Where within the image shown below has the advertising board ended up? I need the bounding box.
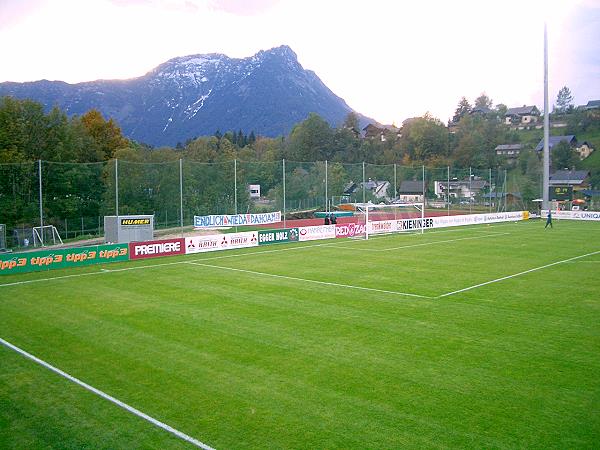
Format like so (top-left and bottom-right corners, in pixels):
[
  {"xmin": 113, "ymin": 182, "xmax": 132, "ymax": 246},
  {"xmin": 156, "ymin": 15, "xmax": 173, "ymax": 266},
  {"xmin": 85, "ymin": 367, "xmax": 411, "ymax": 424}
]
[
  {"xmin": 0, "ymin": 244, "xmax": 129, "ymax": 275},
  {"xmin": 335, "ymin": 223, "xmax": 366, "ymax": 238},
  {"xmin": 257, "ymin": 228, "xmax": 299, "ymax": 245},
  {"xmin": 129, "ymin": 238, "xmax": 185, "ymax": 260},
  {"xmin": 194, "ymin": 211, "xmax": 281, "ymax": 228},
  {"xmin": 185, "ymin": 231, "xmax": 258, "ymax": 254},
  {"xmin": 541, "ymin": 210, "xmax": 600, "ymax": 221},
  {"xmin": 298, "ymin": 225, "xmax": 336, "ymax": 242}
]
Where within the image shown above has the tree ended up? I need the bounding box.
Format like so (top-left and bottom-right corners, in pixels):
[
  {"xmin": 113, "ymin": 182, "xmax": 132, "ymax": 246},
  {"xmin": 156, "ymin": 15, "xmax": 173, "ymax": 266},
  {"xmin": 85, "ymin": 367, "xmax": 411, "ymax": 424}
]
[
  {"xmin": 551, "ymin": 141, "xmax": 577, "ymax": 170},
  {"xmin": 554, "ymin": 86, "xmax": 574, "ymax": 114},
  {"xmin": 285, "ymin": 113, "xmax": 334, "ymax": 161},
  {"xmin": 79, "ymin": 109, "xmax": 129, "ymax": 160},
  {"xmin": 452, "ymin": 97, "xmax": 472, "ymax": 123},
  {"xmin": 342, "ymin": 112, "xmax": 360, "ymax": 132},
  {"xmin": 474, "ymin": 93, "xmax": 493, "ymax": 109}
]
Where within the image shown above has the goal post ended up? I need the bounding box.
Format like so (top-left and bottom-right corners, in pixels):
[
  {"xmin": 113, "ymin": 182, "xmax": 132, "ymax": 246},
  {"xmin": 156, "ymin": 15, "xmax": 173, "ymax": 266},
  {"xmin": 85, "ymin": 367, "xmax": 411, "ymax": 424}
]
[
  {"xmin": 33, "ymin": 225, "xmax": 64, "ymax": 247},
  {"xmin": 355, "ymin": 202, "xmax": 426, "ymax": 239}
]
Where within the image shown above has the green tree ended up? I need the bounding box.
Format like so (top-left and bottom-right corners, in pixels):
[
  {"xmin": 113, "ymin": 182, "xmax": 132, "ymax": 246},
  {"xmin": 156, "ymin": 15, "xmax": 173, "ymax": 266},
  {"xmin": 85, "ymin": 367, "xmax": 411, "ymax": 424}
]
[
  {"xmin": 474, "ymin": 93, "xmax": 493, "ymax": 109},
  {"xmin": 551, "ymin": 141, "xmax": 577, "ymax": 170},
  {"xmin": 554, "ymin": 86, "xmax": 574, "ymax": 114},
  {"xmin": 285, "ymin": 113, "xmax": 334, "ymax": 161},
  {"xmin": 452, "ymin": 97, "xmax": 472, "ymax": 123}
]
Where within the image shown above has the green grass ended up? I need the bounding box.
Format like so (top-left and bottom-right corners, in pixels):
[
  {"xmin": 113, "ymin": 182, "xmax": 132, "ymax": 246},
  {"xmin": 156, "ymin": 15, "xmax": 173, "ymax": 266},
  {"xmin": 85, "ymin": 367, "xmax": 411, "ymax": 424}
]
[{"xmin": 1, "ymin": 220, "xmax": 600, "ymax": 449}]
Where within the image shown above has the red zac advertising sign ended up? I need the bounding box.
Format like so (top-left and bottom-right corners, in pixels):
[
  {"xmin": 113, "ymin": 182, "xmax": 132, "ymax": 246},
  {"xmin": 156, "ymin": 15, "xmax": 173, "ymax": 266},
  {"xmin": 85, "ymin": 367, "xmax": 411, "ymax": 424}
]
[
  {"xmin": 335, "ymin": 223, "xmax": 365, "ymax": 238},
  {"xmin": 129, "ymin": 238, "xmax": 185, "ymax": 259}
]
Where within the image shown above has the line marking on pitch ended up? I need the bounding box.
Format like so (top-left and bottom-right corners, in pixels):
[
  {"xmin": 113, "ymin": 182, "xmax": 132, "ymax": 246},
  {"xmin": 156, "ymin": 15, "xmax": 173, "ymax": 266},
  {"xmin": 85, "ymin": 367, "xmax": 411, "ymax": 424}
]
[
  {"xmin": 438, "ymin": 250, "xmax": 600, "ymax": 298},
  {"xmin": 0, "ymin": 337, "xmax": 215, "ymax": 450},
  {"xmin": 185, "ymin": 261, "xmax": 433, "ymax": 299},
  {"xmin": 333, "ymin": 232, "xmax": 509, "ymax": 252}
]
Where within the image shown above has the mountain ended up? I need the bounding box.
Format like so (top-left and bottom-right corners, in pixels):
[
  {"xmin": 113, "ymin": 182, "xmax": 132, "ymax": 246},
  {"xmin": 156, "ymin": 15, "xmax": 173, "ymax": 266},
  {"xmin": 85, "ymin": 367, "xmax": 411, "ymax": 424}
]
[{"xmin": 0, "ymin": 46, "xmax": 369, "ymax": 147}]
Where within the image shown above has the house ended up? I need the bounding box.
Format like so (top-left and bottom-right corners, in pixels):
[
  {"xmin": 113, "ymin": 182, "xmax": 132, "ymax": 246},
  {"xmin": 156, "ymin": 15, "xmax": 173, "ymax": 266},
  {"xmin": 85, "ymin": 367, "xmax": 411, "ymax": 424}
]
[
  {"xmin": 505, "ymin": 105, "xmax": 540, "ymax": 125},
  {"xmin": 344, "ymin": 179, "xmax": 390, "ymax": 200},
  {"xmin": 398, "ymin": 180, "xmax": 424, "ymax": 203},
  {"xmin": 247, "ymin": 184, "xmax": 260, "ymax": 199},
  {"xmin": 533, "ymin": 135, "xmax": 593, "ymax": 160},
  {"xmin": 362, "ymin": 123, "xmax": 400, "ymax": 141},
  {"xmin": 434, "ymin": 178, "xmax": 488, "ymax": 200},
  {"xmin": 581, "ymin": 100, "xmax": 600, "ymax": 110},
  {"xmin": 549, "ymin": 170, "xmax": 590, "ymax": 193},
  {"xmin": 470, "ymin": 106, "xmax": 493, "ymax": 116},
  {"xmin": 495, "ymin": 144, "xmax": 523, "ymax": 160}
]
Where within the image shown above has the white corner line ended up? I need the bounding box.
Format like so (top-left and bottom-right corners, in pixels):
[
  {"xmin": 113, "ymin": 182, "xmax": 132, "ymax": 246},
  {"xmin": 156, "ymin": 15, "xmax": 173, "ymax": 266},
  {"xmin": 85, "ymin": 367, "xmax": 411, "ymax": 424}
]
[
  {"xmin": 186, "ymin": 261, "xmax": 432, "ymax": 299},
  {"xmin": 0, "ymin": 337, "xmax": 216, "ymax": 450},
  {"xmin": 438, "ymin": 250, "xmax": 600, "ymax": 298}
]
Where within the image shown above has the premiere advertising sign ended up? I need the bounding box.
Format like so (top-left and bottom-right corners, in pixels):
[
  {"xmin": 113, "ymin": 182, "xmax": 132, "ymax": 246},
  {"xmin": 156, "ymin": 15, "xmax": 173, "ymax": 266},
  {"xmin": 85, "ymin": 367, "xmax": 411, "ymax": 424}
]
[
  {"xmin": 129, "ymin": 238, "xmax": 185, "ymax": 260},
  {"xmin": 0, "ymin": 244, "xmax": 129, "ymax": 275},
  {"xmin": 185, "ymin": 231, "xmax": 258, "ymax": 254},
  {"xmin": 194, "ymin": 211, "xmax": 281, "ymax": 228},
  {"xmin": 298, "ymin": 225, "xmax": 336, "ymax": 241},
  {"xmin": 258, "ymin": 228, "xmax": 299, "ymax": 245}
]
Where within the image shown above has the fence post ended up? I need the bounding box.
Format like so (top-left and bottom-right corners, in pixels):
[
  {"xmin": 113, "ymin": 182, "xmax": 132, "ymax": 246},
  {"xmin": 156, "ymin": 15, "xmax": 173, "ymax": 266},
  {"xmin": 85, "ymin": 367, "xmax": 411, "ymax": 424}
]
[
  {"xmin": 325, "ymin": 160, "xmax": 328, "ymax": 213},
  {"xmin": 394, "ymin": 163, "xmax": 397, "ymax": 199},
  {"xmin": 180, "ymin": 158, "xmax": 184, "ymax": 236},
  {"xmin": 38, "ymin": 159, "xmax": 44, "ymax": 246},
  {"xmin": 362, "ymin": 161, "xmax": 366, "ymax": 204},
  {"xmin": 469, "ymin": 166, "xmax": 472, "ymax": 214},
  {"xmin": 234, "ymin": 159, "xmax": 238, "ymax": 232},
  {"xmin": 282, "ymin": 159, "xmax": 286, "ymax": 228},
  {"xmin": 489, "ymin": 167, "xmax": 492, "ymax": 213},
  {"xmin": 447, "ymin": 165, "xmax": 450, "ymax": 216},
  {"xmin": 115, "ymin": 158, "xmax": 119, "ymax": 216}
]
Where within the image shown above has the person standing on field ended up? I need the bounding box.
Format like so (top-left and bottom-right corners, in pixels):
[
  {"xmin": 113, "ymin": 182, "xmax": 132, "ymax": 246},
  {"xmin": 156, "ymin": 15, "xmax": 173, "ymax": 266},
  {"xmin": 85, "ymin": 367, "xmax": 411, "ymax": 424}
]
[{"xmin": 545, "ymin": 210, "xmax": 553, "ymax": 229}]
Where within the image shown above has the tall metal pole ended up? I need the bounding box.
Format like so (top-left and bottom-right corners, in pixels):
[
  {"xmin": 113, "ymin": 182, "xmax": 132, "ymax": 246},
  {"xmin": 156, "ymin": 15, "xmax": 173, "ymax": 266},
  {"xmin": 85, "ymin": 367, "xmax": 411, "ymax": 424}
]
[
  {"xmin": 447, "ymin": 165, "xmax": 450, "ymax": 216},
  {"xmin": 394, "ymin": 163, "xmax": 397, "ymax": 199},
  {"xmin": 543, "ymin": 23, "xmax": 550, "ymax": 211},
  {"xmin": 179, "ymin": 158, "xmax": 184, "ymax": 236},
  {"xmin": 234, "ymin": 159, "xmax": 238, "ymax": 232},
  {"xmin": 282, "ymin": 159, "xmax": 286, "ymax": 228},
  {"xmin": 115, "ymin": 158, "xmax": 119, "ymax": 216},
  {"xmin": 421, "ymin": 165, "xmax": 425, "ymax": 234},
  {"xmin": 469, "ymin": 166, "xmax": 472, "ymax": 214},
  {"xmin": 325, "ymin": 160, "xmax": 328, "ymax": 213},
  {"xmin": 38, "ymin": 159, "xmax": 44, "ymax": 246},
  {"xmin": 489, "ymin": 167, "xmax": 492, "ymax": 213}
]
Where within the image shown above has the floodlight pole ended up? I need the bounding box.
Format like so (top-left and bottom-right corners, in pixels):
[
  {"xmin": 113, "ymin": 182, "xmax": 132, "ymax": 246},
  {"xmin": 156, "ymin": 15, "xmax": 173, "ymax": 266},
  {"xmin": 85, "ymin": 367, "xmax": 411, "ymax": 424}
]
[
  {"xmin": 38, "ymin": 159, "xmax": 44, "ymax": 246},
  {"xmin": 179, "ymin": 158, "xmax": 184, "ymax": 237},
  {"xmin": 542, "ymin": 23, "xmax": 550, "ymax": 211}
]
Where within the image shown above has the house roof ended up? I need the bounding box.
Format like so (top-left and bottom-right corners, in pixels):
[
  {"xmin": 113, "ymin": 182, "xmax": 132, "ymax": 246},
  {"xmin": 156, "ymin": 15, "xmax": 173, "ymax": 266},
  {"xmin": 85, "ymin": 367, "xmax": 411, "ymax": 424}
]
[
  {"xmin": 549, "ymin": 170, "xmax": 589, "ymax": 185},
  {"xmin": 471, "ymin": 106, "xmax": 493, "ymax": 115},
  {"xmin": 506, "ymin": 105, "xmax": 539, "ymax": 116},
  {"xmin": 399, "ymin": 180, "xmax": 423, "ymax": 194},
  {"xmin": 535, "ymin": 135, "xmax": 576, "ymax": 152},
  {"xmin": 584, "ymin": 100, "xmax": 600, "ymax": 109},
  {"xmin": 495, "ymin": 144, "xmax": 523, "ymax": 151}
]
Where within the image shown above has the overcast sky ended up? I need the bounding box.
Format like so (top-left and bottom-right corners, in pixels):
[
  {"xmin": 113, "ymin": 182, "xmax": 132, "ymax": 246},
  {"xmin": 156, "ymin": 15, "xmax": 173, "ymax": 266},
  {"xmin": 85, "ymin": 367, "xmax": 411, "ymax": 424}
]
[{"xmin": 1, "ymin": 0, "xmax": 599, "ymax": 125}]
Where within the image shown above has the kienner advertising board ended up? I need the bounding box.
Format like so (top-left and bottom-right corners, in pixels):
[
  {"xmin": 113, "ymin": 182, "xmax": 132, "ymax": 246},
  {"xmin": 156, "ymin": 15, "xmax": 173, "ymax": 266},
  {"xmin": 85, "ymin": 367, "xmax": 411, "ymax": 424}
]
[
  {"xmin": 129, "ymin": 238, "xmax": 185, "ymax": 260},
  {"xmin": 185, "ymin": 231, "xmax": 258, "ymax": 254},
  {"xmin": 368, "ymin": 217, "xmax": 435, "ymax": 235},
  {"xmin": 0, "ymin": 244, "xmax": 129, "ymax": 275},
  {"xmin": 194, "ymin": 211, "xmax": 281, "ymax": 228},
  {"xmin": 298, "ymin": 225, "xmax": 336, "ymax": 241},
  {"xmin": 258, "ymin": 228, "xmax": 299, "ymax": 245},
  {"xmin": 541, "ymin": 210, "xmax": 600, "ymax": 221}
]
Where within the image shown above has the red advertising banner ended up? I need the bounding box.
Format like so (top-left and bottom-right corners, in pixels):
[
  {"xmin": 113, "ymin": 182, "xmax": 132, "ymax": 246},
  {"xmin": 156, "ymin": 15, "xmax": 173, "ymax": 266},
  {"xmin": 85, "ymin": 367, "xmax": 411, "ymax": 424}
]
[
  {"xmin": 335, "ymin": 223, "xmax": 365, "ymax": 238},
  {"xmin": 129, "ymin": 238, "xmax": 185, "ymax": 260}
]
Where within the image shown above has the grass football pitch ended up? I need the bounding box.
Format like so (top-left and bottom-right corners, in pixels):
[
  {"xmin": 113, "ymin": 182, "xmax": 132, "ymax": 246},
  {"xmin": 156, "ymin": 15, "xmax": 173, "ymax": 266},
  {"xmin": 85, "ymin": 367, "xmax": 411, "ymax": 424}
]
[{"xmin": 1, "ymin": 220, "xmax": 599, "ymax": 449}]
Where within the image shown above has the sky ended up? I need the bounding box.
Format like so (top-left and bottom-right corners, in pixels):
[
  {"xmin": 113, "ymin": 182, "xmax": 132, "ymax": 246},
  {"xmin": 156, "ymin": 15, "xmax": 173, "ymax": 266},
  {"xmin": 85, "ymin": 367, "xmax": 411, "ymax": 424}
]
[{"xmin": 1, "ymin": 0, "xmax": 599, "ymax": 125}]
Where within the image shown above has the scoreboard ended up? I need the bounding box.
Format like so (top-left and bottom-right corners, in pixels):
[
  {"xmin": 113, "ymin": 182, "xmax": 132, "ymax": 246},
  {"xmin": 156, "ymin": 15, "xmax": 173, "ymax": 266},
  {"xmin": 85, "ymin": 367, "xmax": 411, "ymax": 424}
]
[{"xmin": 549, "ymin": 186, "xmax": 573, "ymax": 201}]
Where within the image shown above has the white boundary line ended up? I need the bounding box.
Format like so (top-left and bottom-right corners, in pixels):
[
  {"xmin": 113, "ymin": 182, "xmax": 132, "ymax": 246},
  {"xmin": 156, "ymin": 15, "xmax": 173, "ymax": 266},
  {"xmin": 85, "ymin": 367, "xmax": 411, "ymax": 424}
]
[
  {"xmin": 185, "ymin": 261, "xmax": 433, "ymax": 299},
  {"xmin": 0, "ymin": 337, "xmax": 215, "ymax": 450},
  {"xmin": 332, "ymin": 233, "xmax": 509, "ymax": 252},
  {"xmin": 438, "ymin": 250, "xmax": 600, "ymax": 298}
]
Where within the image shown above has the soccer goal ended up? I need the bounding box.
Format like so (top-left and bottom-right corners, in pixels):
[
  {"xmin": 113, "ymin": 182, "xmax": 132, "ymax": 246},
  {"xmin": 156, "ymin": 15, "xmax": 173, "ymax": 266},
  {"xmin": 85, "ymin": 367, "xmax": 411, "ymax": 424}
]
[
  {"xmin": 355, "ymin": 202, "xmax": 426, "ymax": 239},
  {"xmin": 33, "ymin": 225, "xmax": 64, "ymax": 247}
]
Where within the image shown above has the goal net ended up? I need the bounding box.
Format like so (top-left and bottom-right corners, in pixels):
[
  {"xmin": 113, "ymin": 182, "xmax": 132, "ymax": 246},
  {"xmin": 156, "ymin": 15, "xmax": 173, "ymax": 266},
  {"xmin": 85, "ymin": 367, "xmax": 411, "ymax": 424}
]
[
  {"xmin": 354, "ymin": 202, "xmax": 426, "ymax": 239},
  {"xmin": 33, "ymin": 225, "xmax": 64, "ymax": 247}
]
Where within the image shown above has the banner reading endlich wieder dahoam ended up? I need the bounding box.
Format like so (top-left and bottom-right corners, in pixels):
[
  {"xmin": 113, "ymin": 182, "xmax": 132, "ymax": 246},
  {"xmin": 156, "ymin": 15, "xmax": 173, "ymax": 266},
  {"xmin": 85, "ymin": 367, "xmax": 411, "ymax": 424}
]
[{"xmin": 194, "ymin": 211, "xmax": 281, "ymax": 228}]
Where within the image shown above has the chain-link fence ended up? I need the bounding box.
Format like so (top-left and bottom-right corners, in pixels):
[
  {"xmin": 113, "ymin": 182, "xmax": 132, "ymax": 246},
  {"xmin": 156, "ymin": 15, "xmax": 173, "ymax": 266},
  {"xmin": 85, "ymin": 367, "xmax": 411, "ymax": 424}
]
[{"xmin": 0, "ymin": 159, "xmax": 540, "ymax": 249}]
